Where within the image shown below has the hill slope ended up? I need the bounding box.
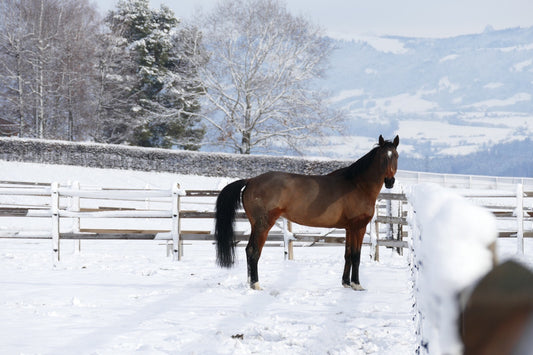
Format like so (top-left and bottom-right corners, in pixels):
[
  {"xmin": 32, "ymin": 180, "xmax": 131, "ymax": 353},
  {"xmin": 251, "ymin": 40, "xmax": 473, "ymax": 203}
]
[{"xmin": 314, "ymin": 27, "xmax": 533, "ymax": 176}]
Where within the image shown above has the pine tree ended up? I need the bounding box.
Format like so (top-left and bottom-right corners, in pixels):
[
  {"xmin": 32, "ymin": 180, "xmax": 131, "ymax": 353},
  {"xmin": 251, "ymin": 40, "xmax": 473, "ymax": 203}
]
[
  {"xmin": 105, "ymin": 0, "xmax": 204, "ymax": 149},
  {"xmin": 91, "ymin": 32, "xmax": 139, "ymax": 144}
]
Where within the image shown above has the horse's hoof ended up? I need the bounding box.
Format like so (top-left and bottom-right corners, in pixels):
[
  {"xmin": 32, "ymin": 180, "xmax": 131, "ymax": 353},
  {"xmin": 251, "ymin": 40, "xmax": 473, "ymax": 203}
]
[
  {"xmin": 250, "ymin": 282, "xmax": 262, "ymax": 290},
  {"xmin": 350, "ymin": 282, "xmax": 365, "ymax": 291},
  {"xmin": 342, "ymin": 282, "xmax": 351, "ymax": 288}
]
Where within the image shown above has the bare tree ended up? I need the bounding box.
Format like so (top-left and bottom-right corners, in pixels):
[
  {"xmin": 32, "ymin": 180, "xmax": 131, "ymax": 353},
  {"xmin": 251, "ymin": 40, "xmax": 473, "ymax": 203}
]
[
  {"xmin": 53, "ymin": 0, "xmax": 101, "ymax": 140},
  {"xmin": 0, "ymin": 0, "xmax": 36, "ymax": 136},
  {"xmin": 0, "ymin": 0, "xmax": 102, "ymax": 140},
  {"xmin": 194, "ymin": 0, "xmax": 343, "ymax": 154}
]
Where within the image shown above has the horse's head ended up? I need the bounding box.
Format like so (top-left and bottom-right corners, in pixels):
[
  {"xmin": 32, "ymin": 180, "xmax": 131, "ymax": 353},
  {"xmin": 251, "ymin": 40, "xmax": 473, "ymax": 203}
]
[{"xmin": 378, "ymin": 135, "xmax": 399, "ymax": 189}]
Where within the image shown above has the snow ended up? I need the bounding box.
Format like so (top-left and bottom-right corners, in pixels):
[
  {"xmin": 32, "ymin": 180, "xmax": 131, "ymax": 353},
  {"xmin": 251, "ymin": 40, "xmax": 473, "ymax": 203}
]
[
  {"xmin": 511, "ymin": 59, "xmax": 533, "ymax": 72},
  {"xmin": 398, "ymin": 119, "xmax": 514, "ymax": 157},
  {"xmin": 330, "ymin": 89, "xmax": 365, "ymax": 104},
  {"xmin": 483, "ymin": 82, "xmax": 504, "ymax": 89},
  {"xmin": 438, "ymin": 77, "xmax": 459, "ymax": 93},
  {"xmin": 0, "ymin": 161, "xmax": 416, "ymax": 354},
  {"xmin": 1, "ymin": 160, "xmax": 532, "ymax": 354},
  {"xmin": 465, "ymin": 92, "xmax": 532, "ymax": 109},
  {"xmin": 350, "ymin": 35, "xmax": 407, "ymax": 54},
  {"xmin": 0, "ymin": 240, "xmax": 416, "ymax": 354},
  {"xmin": 439, "ymin": 54, "xmax": 459, "ymax": 63},
  {"xmin": 366, "ymin": 92, "xmax": 438, "ymax": 114},
  {"xmin": 407, "ymin": 184, "xmax": 498, "ymax": 354},
  {"xmin": 323, "ymin": 27, "xmax": 533, "ymax": 161}
]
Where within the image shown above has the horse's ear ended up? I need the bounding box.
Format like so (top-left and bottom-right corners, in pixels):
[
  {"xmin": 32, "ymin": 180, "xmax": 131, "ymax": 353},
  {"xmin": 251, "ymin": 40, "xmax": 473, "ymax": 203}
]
[
  {"xmin": 379, "ymin": 135, "xmax": 385, "ymax": 146},
  {"xmin": 393, "ymin": 135, "xmax": 399, "ymax": 147}
]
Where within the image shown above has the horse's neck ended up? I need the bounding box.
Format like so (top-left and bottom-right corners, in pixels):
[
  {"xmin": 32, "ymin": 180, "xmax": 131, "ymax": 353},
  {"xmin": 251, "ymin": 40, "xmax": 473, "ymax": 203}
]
[{"xmin": 354, "ymin": 159, "xmax": 385, "ymax": 198}]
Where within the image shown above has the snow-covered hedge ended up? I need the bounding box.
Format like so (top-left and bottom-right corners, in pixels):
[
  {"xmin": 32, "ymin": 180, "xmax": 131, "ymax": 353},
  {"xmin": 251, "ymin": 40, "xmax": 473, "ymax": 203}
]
[
  {"xmin": 0, "ymin": 137, "xmax": 348, "ymax": 178},
  {"xmin": 407, "ymin": 183, "xmax": 498, "ymax": 355}
]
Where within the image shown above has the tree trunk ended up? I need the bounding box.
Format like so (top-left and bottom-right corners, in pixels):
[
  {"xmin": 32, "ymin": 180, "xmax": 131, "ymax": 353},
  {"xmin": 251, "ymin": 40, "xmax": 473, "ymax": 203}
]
[
  {"xmin": 241, "ymin": 94, "xmax": 252, "ymax": 154},
  {"xmin": 15, "ymin": 53, "xmax": 25, "ymax": 137}
]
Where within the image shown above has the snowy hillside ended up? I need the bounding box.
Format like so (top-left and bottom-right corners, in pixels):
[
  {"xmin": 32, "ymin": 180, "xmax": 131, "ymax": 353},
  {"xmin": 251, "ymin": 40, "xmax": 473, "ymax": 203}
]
[{"xmin": 315, "ymin": 27, "xmax": 533, "ymax": 176}]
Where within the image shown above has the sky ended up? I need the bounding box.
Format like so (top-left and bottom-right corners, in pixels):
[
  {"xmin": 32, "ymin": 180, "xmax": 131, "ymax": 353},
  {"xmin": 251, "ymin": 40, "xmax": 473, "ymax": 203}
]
[{"xmin": 95, "ymin": 0, "xmax": 533, "ymax": 38}]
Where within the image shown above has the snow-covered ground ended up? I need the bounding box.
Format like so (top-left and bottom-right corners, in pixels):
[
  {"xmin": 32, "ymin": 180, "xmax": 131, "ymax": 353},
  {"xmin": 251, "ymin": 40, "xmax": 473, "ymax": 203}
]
[
  {"xmin": 0, "ymin": 160, "xmax": 531, "ymax": 354},
  {"xmin": 0, "ymin": 240, "xmax": 417, "ymax": 355}
]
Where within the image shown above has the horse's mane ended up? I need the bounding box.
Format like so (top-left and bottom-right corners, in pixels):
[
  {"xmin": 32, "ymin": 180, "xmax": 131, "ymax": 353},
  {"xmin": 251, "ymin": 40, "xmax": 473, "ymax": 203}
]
[{"xmin": 329, "ymin": 140, "xmax": 396, "ymax": 180}]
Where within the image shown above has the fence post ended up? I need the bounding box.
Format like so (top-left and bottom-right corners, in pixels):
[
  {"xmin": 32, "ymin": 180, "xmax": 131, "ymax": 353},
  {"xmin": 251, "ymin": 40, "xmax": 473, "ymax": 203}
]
[
  {"xmin": 51, "ymin": 182, "xmax": 60, "ymax": 262},
  {"xmin": 282, "ymin": 218, "xmax": 294, "ymax": 260},
  {"xmin": 374, "ymin": 204, "xmax": 380, "ymax": 262},
  {"xmin": 171, "ymin": 183, "xmax": 181, "ymax": 261},
  {"xmin": 516, "ymin": 183, "xmax": 524, "ymax": 254},
  {"xmin": 70, "ymin": 181, "xmax": 81, "ymax": 253},
  {"xmin": 386, "ymin": 199, "xmax": 393, "ymax": 239}
]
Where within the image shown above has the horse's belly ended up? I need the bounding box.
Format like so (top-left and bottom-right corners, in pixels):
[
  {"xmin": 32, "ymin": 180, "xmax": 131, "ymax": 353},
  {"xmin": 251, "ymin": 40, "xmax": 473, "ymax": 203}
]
[{"xmin": 283, "ymin": 210, "xmax": 345, "ymax": 229}]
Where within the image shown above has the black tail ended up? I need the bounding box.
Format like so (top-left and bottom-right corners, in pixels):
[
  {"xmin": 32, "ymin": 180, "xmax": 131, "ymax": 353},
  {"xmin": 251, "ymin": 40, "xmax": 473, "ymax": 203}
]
[{"xmin": 215, "ymin": 179, "xmax": 247, "ymax": 268}]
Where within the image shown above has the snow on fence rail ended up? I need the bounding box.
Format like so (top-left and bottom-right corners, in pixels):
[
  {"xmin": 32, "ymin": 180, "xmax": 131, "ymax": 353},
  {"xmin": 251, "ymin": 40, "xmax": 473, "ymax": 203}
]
[
  {"xmin": 407, "ymin": 183, "xmax": 499, "ymax": 354},
  {"xmin": 396, "ymin": 170, "xmax": 533, "ymax": 191}
]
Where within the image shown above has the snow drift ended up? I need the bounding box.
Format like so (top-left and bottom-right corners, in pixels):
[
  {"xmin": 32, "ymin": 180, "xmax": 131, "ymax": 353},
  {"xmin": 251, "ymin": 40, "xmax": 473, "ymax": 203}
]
[{"xmin": 407, "ymin": 183, "xmax": 498, "ymax": 354}]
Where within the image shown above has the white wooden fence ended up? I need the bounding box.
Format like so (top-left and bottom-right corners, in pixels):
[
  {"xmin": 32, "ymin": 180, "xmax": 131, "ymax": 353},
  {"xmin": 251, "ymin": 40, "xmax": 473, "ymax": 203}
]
[
  {"xmin": 0, "ymin": 177, "xmax": 531, "ymax": 262},
  {"xmin": 0, "ymin": 180, "xmax": 406, "ymax": 262},
  {"xmin": 0, "ymin": 181, "xmax": 185, "ymax": 261}
]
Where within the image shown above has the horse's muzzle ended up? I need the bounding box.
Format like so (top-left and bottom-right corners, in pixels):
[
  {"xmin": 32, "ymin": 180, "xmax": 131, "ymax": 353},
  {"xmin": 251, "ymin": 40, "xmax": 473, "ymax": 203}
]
[{"xmin": 384, "ymin": 177, "xmax": 395, "ymax": 189}]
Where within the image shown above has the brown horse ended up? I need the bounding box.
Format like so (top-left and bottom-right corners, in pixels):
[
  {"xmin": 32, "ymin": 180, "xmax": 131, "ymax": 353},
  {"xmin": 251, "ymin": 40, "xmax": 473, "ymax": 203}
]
[{"xmin": 215, "ymin": 135, "xmax": 399, "ymax": 290}]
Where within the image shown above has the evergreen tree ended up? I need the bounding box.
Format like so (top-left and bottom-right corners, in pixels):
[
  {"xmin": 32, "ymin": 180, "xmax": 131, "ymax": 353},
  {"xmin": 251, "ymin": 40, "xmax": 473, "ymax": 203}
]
[
  {"xmin": 105, "ymin": 0, "xmax": 204, "ymax": 149},
  {"xmin": 92, "ymin": 31, "xmax": 139, "ymax": 144}
]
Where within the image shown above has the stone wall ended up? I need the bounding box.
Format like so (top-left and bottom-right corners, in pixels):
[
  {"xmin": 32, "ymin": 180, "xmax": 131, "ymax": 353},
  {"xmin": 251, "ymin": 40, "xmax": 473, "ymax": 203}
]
[{"xmin": 0, "ymin": 137, "xmax": 349, "ymax": 178}]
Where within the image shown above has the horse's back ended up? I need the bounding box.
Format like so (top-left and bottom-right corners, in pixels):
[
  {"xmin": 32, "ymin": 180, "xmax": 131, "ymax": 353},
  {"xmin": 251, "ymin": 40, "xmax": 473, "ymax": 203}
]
[
  {"xmin": 243, "ymin": 171, "xmax": 351, "ymax": 227},
  {"xmin": 244, "ymin": 171, "xmax": 303, "ymax": 203}
]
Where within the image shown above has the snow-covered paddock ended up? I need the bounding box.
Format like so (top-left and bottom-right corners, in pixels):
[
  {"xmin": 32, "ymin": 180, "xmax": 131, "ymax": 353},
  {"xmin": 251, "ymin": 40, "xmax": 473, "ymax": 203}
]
[
  {"xmin": 0, "ymin": 239, "xmax": 416, "ymax": 354},
  {"xmin": 1, "ymin": 237, "xmax": 530, "ymax": 354},
  {"xmin": 1, "ymin": 160, "xmax": 532, "ymax": 354},
  {"xmin": 0, "ymin": 160, "xmax": 417, "ymax": 354}
]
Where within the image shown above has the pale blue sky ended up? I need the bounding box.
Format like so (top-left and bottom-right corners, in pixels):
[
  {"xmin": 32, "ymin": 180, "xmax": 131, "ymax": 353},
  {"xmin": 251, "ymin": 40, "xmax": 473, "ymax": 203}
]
[{"xmin": 96, "ymin": 0, "xmax": 533, "ymax": 38}]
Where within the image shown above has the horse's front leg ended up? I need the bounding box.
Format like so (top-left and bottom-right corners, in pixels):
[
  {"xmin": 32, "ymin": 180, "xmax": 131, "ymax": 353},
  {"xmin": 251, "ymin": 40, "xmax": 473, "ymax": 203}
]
[
  {"xmin": 343, "ymin": 225, "xmax": 366, "ymax": 291},
  {"xmin": 349, "ymin": 248, "xmax": 364, "ymax": 291},
  {"xmin": 342, "ymin": 229, "xmax": 352, "ymax": 287},
  {"xmin": 350, "ymin": 225, "xmax": 367, "ymax": 291}
]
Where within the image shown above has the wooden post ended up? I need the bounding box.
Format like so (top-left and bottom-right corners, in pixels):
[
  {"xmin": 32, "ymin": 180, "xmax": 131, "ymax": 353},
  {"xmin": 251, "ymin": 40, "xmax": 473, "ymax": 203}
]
[
  {"xmin": 51, "ymin": 182, "xmax": 60, "ymax": 262},
  {"xmin": 397, "ymin": 201, "xmax": 404, "ymax": 256},
  {"xmin": 386, "ymin": 199, "xmax": 393, "ymax": 239},
  {"xmin": 282, "ymin": 218, "xmax": 294, "ymax": 260},
  {"xmin": 171, "ymin": 183, "xmax": 181, "ymax": 261},
  {"xmin": 374, "ymin": 204, "xmax": 380, "ymax": 262},
  {"xmin": 516, "ymin": 183, "xmax": 524, "ymax": 254},
  {"xmin": 71, "ymin": 181, "xmax": 81, "ymax": 253}
]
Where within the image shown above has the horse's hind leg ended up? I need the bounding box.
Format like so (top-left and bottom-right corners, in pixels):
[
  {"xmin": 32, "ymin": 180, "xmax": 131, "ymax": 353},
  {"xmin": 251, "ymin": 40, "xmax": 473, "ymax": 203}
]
[
  {"xmin": 246, "ymin": 211, "xmax": 278, "ymax": 290},
  {"xmin": 246, "ymin": 231, "xmax": 263, "ymax": 290}
]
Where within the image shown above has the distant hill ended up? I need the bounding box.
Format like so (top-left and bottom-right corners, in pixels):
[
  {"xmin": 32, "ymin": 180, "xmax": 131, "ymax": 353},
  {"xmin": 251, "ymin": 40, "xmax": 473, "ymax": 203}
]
[{"xmin": 312, "ymin": 27, "xmax": 533, "ymax": 176}]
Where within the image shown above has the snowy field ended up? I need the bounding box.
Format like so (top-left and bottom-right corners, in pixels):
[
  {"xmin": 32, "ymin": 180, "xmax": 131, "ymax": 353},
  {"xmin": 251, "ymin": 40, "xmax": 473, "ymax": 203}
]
[
  {"xmin": 0, "ymin": 234, "xmax": 530, "ymax": 354},
  {"xmin": 0, "ymin": 161, "xmax": 531, "ymax": 354},
  {"xmin": 0, "ymin": 240, "xmax": 417, "ymax": 354}
]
